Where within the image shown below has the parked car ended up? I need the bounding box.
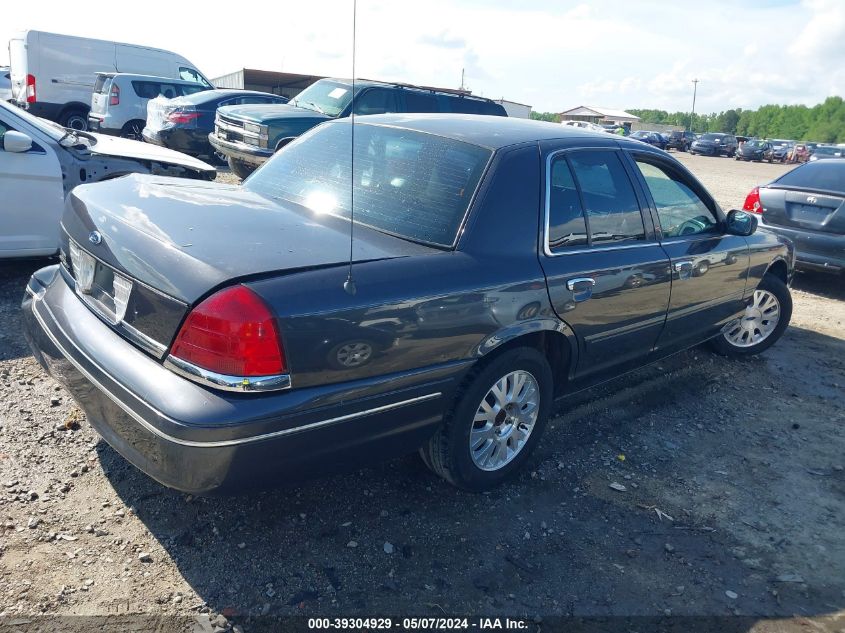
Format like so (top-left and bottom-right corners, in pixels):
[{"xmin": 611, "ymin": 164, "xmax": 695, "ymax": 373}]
[
  {"xmin": 0, "ymin": 100, "xmax": 214, "ymax": 258},
  {"xmin": 689, "ymin": 133, "xmax": 738, "ymax": 157},
  {"xmin": 665, "ymin": 130, "xmax": 696, "ymax": 151},
  {"xmin": 769, "ymin": 139, "xmax": 794, "ymax": 162},
  {"xmin": 743, "ymin": 160, "xmax": 844, "ymax": 275},
  {"xmin": 22, "ymin": 115, "xmax": 793, "ymax": 494},
  {"xmin": 561, "ymin": 120, "xmax": 608, "ymax": 133},
  {"xmin": 808, "ymin": 145, "xmax": 844, "ymax": 161},
  {"xmin": 88, "ymin": 73, "xmax": 211, "ymax": 139},
  {"xmin": 7, "ymin": 30, "xmax": 212, "ymax": 131},
  {"xmin": 143, "ymin": 89, "xmax": 288, "ymax": 163},
  {"xmin": 735, "ymin": 139, "xmax": 775, "ymax": 162},
  {"xmin": 0, "ymin": 67, "xmax": 12, "ymax": 102},
  {"xmin": 209, "ymin": 78, "xmax": 508, "ymax": 179},
  {"xmin": 628, "ymin": 130, "xmax": 667, "ymax": 150}
]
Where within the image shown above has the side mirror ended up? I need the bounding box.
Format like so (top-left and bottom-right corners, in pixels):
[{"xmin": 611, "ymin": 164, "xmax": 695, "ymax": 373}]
[
  {"xmin": 3, "ymin": 130, "xmax": 34, "ymax": 153},
  {"xmin": 725, "ymin": 209, "xmax": 758, "ymax": 236}
]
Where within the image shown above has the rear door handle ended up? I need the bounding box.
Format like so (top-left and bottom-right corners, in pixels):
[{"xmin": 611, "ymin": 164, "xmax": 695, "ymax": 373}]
[
  {"xmin": 674, "ymin": 260, "xmax": 694, "ymax": 280},
  {"xmin": 566, "ymin": 277, "xmax": 595, "ymax": 302}
]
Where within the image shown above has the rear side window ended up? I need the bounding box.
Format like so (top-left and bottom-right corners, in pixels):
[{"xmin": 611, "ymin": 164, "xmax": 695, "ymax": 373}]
[
  {"xmin": 548, "ymin": 158, "xmax": 588, "ymax": 249},
  {"xmin": 403, "ymin": 90, "xmax": 438, "ymax": 113},
  {"xmin": 568, "ymin": 151, "xmax": 645, "ymax": 245},
  {"xmin": 774, "ymin": 161, "xmax": 845, "ymax": 192}
]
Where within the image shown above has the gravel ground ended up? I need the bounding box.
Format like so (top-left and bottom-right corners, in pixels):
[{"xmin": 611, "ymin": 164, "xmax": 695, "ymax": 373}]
[{"xmin": 1, "ymin": 154, "xmax": 843, "ymax": 631}]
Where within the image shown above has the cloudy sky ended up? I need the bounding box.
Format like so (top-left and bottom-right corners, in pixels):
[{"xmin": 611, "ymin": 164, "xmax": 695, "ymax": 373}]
[{"xmin": 2, "ymin": 0, "xmax": 843, "ymax": 114}]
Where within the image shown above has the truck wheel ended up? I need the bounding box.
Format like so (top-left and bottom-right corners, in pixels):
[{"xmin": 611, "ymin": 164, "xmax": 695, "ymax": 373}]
[
  {"xmin": 709, "ymin": 273, "xmax": 792, "ymax": 357},
  {"xmin": 60, "ymin": 109, "xmax": 88, "ymax": 131},
  {"xmin": 421, "ymin": 347, "xmax": 553, "ymax": 491},
  {"xmin": 227, "ymin": 157, "xmax": 256, "ymax": 180}
]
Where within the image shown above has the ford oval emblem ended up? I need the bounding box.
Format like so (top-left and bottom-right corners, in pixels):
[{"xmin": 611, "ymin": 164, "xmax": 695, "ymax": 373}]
[{"xmin": 88, "ymin": 231, "xmax": 103, "ymax": 245}]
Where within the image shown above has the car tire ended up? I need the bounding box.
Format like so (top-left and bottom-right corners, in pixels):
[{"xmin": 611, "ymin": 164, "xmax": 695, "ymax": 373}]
[
  {"xmin": 709, "ymin": 273, "xmax": 792, "ymax": 357},
  {"xmin": 121, "ymin": 120, "xmax": 145, "ymax": 140},
  {"xmin": 59, "ymin": 108, "xmax": 88, "ymax": 131},
  {"xmin": 421, "ymin": 347, "xmax": 553, "ymax": 491},
  {"xmin": 227, "ymin": 157, "xmax": 256, "ymax": 180}
]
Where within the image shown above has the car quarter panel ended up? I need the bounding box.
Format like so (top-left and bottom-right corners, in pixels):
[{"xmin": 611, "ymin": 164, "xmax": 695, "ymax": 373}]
[{"xmin": 248, "ymin": 143, "xmax": 563, "ymax": 388}]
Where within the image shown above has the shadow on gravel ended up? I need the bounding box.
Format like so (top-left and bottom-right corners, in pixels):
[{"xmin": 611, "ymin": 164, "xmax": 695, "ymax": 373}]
[
  {"xmin": 98, "ymin": 327, "xmax": 844, "ymax": 624},
  {"xmin": 0, "ymin": 258, "xmax": 52, "ymax": 360},
  {"xmin": 792, "ymin": 270, "xmax": 845, "ymax": 301}
]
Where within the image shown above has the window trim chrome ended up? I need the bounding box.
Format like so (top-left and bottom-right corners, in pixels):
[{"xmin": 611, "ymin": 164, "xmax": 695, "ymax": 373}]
[{"xmin": 164, "ymin": 355, "xmax": 292, "ymax": 393}]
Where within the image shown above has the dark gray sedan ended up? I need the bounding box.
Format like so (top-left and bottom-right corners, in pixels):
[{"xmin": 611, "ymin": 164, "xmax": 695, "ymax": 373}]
[
  {"xmin": 23, "ymin": 115, "xmax": 794, "ymax": 494},
  {"xmin": 744, "ymin": 160, "xmax": 845, "ymax": 275}
]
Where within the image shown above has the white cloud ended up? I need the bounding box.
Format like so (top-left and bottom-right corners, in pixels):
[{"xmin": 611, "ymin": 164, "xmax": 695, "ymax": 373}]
[{"xmin": 1, "ymin": 0, "xmax": 842, "ymax": 113}]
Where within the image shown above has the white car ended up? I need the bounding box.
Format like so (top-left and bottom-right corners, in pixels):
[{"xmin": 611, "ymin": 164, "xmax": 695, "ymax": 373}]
[
  {"xmin": 0, "ymin": 67, "xmax": 11, "ymax": 102},
  {"xmin": 89, "ymin": 72, "xmax": 210, "ymax": 139},
  {"xmin": 0, "ymin": 100, "xmax": 215, "ymax": 258},
  {"xmin": 560, "ymin": 119, "xmax": 609, "ymax": 134}
]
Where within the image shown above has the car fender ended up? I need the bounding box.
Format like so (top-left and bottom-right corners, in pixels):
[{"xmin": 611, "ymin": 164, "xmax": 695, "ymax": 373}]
[{"xmin": 474, "ymin": 317, "xmax": 578, "ymax": 372}]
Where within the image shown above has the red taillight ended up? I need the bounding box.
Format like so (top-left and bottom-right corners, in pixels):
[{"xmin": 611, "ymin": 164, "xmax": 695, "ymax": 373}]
[
  {"xmin": 167, "ymin": 110, "xmax": 200, "ymax": 125},
  {"xmin": 742, "ymin": 186, "xmax": 763, "ymax": 213},
  {"xmin": 25, "ymin": 74, "xmax": 36, "ymax": 103},
  {"xmin": 109, "ymin": 84, "xmax": 120, "ymax": 106},
  {"xmin": 170, "ymin": 286, "xmax": 286, "ymax": 377}
]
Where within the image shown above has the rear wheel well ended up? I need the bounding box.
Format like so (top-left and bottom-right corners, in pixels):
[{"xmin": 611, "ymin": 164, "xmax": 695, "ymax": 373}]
[
  {"xmin": 481, "ymin": 331, "xmax": 571, "ymax": 398},
  {"xmin": 766, "ymin": 259, "xmax": 788, "ymax": 285}
]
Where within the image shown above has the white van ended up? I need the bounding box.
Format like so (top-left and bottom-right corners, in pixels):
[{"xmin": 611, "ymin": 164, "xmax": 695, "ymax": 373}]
[{"xmin": 8, "ymin": 30, "xmax": 212, "ymax": 131}]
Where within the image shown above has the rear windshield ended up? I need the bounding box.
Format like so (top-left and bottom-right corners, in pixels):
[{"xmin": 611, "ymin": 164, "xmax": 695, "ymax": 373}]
[
  {"xmin": 774, "ymin": 161, "xmax": 845, "ymax": 193},
  {"xmin": 244, "ymin": 121, "xmax": 492, "ymax": 247},
  {"xmin": 177, "ymin": 90, "xmax": 266, "ymax": 106},
  {"xmin": 700, "ymin": 134, "xmax": 725, "ymax": 141},
  {"xmin": 93, "ymin": 75, "xmax": 112, "ymax": 94}
]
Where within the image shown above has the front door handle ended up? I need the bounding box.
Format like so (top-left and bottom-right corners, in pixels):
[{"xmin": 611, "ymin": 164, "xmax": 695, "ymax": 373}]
[
  {"xmin": 674, "ymin": 260, "xmax": 694, "ymax": 280},
  {"xmin": 566, "ymin": 277, "xmax": 595, "ymax": 302}
]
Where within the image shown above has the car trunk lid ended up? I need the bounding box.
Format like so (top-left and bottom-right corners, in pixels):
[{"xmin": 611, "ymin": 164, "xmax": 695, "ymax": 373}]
[
  {"xmin": 760, "ymin": 186, "xmax": 845, "ymax": 235},
  {"xmin": 61, "ymin": 174, "xmax": 435, "ymax": 352}
]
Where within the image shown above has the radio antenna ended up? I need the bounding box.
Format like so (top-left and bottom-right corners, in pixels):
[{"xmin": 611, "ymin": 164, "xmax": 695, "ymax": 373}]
[{"xmin": 343, "ymin": 0, "xmax": 358, "ymax": 296}]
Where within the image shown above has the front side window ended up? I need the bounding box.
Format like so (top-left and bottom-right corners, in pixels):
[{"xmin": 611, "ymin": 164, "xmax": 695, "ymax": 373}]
[
  {"xmin": 353, "ymin": 89, "xmax": 398, "ymax": 115},
  {"xmin": 179, "ymin": 67, "xmax": 212, "ymax": 89},
  {"xmin": 634, "ymin": 158, "xmax": 718, "ymax": 238},
  {"xmin": 244, "ymin": 121, "xmax": 491, "ymax": 247}
]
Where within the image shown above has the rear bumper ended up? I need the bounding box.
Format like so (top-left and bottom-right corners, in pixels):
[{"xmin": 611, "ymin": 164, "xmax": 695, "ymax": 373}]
[
  {"xmin": 87, "ymin": 115, "xmax": 122, "ymax": 136},
  {"xmin": 208, "ymin": 133, "xmax": 272, "ymax": 167},
  {"xmin": 23, "ymin": 265, "xmax": 460, "ymax": 494},
  {"xmin": 759, "ymin": 222, "xmax": 845, "ymax": 274},
  {"xmin": 142, "ymin": 127, "xmax": 213, "ymax": 158}
]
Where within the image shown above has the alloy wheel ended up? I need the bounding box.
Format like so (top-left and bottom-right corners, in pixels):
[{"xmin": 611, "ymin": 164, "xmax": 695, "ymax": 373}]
[
  {"xmin": 469, "ymin": 370, "xmax": 540, "ymax": 471},
  {"xmin": 723, "ymin": 289, "xmax": 780, "ymax": 348}
]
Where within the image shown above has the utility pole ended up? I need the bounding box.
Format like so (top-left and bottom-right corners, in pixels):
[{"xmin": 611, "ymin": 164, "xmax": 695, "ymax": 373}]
[
  {"xmin": 460, "ymin": 68, "xmax": 465, "ymax": 92},
  {"xmin": 690, "ymin": 78, "xmax": 699, "ymax": 132}
]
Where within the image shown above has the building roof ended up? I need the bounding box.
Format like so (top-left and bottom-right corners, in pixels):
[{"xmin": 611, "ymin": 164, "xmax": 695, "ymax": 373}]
[{"xmin": 558, "ymin": 106, "xmax": 640, "ymax": 122}]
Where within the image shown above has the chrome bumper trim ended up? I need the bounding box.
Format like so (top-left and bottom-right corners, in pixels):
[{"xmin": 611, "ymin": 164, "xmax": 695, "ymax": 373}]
[{"xmin": 164, "ymin": 354, "xmax": 292, "ymax": 393}]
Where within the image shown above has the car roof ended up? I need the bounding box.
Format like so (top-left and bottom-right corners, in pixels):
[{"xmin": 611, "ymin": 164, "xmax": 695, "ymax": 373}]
[
  {"xmin": 342, "ymin": 113, "xmax": 629, "ymax": 150},
  {"xmin": 179, "ymin": 89, "xmax": 280, "ymax": 104}
]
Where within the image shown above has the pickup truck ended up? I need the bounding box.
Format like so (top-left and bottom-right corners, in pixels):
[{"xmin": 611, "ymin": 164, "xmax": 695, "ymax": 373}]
[{"xmin": 209, "ymin": 77, "xmax": 506, "ymax": 178}]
